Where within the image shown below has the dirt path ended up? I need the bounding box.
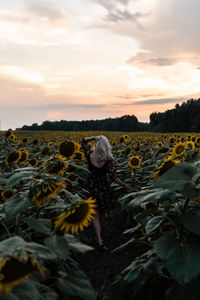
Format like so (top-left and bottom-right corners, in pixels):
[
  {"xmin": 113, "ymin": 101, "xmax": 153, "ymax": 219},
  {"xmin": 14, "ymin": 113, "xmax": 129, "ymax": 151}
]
[{"xmin": 74, "ymin": 207, "xmax": 137, "ymax": 300}]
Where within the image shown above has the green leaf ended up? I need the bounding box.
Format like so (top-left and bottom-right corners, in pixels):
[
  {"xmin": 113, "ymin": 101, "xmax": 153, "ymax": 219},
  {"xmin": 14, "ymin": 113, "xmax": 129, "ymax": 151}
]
[
  {"xmin": 24, "ymin": 218, "xmax": 51, "ymax": 235},
  {"xmin": 166, "ymin": 283, "xmax": 200, "ymax": 300},
  {"xmin": 44, "ymin": 236, "xmax": 70, "ymax": 259},
  {"xmin": 155, "ymin": 162, "xmax": 199, "ymax": 197},
  {"xmin": 0, "ymin": 293, "xmax": 19, "ymax": 300},
  {"xmin": 56, "ymin": 265, "xmax": 96, "ymax": 300},
  {"xmin": 6, "ymin": 171, "xmax": 34, "ymax": 188},
  {"xmin": 145, "ymin": 216, "xmax": 164, "ymax": 235},
  {"xmin": 0, "ymin": 236, "xmax": 57, "ymax": 259},
  {"xmin": 65, "ymin": 234, "xmax": 93, "ymax": 253},
  {"xmin": 5, "ymin": 192, "xmax": 31, "ymax": 221},
  {"xmin": 182, "ymin": 211, "xmax": 200, "ymax": 235},
  {"xmin": 155, "ymin": 234, "xmax": 200, "ymax": 284},
  {"xmin": 13, "ymin": 279, "xmax": 40, "ymax": 300},
  {"xmin": 128, "ymin": 189, "xmax": 173, "ymax": 208}
]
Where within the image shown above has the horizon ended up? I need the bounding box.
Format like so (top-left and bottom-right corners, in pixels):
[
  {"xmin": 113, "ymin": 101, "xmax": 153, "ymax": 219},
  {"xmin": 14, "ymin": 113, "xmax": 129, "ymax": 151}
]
[{"xmin": 1, "ymin": 0, "xmax": 200, "ymax": 130}]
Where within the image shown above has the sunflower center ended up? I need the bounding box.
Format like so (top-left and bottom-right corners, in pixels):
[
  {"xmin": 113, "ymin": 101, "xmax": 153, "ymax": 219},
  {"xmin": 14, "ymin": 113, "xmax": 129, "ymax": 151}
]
[
  {"xmin": 175, "ymin": 145, "xmax": 185, "ymax": 154},
  {"xmin": 0, "ymin": 257, "xmax": 36, "ymax": 283},
  {"xmin": 59, "ymin": 142, "xmax": 75, "ymax": 157},
  {"xmin": 131, "ymin": 158, "xmax": 139, "ymax": 166},
  {"xmin": 66, "ymin": 203, "xmax": 89, "ymax": 223},
  {"xmin": 7, "ymin": 151, "xmax": 20, "ymax": 163}
]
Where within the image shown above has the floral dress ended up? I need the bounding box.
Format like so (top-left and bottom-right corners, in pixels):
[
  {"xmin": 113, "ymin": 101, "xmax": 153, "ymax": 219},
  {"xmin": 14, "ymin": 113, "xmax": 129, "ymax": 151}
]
[{"xmin": 81, "ymin": 139, "xmax": 117, "ymax": 212}]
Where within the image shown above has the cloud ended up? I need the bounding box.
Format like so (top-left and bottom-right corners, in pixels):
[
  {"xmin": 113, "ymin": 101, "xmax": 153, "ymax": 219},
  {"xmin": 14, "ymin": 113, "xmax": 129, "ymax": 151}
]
[
  {"xmin": 24, "ymin": 2, "xmax": 68, "ymax": 23},
  {"xmin": 132, "ymin": 97, "xmax": 188, "ymax": 105},
  {"xmin": 127, "ymin": 57, "xmax": 178, "ymax": 66}
]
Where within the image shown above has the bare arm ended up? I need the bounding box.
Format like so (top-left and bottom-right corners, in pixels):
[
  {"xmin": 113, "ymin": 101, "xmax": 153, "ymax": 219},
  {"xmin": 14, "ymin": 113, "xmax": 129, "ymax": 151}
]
[{"xmin": 114, "ymin": 177, "xmax": 134, "ymax": 192}]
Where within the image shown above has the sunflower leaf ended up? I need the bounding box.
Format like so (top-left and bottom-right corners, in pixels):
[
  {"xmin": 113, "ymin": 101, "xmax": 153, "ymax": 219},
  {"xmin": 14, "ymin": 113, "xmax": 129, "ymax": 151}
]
[
  {"xmin": 44, "ymin": 236, "xmax": 70, "ymax": 259},
  {"xmin": 5, "ymin": 192, "xmax": 31, "ymax": 221},
  {"xmin": 145, "ymin": 216, "xmax": 164, "ymax": 235},
  {"xmin": 155, "ymin": 162, "xmax": 199, "ymax": 197},
  {"xmin": 24, "ymin": 217, "xmax": 51, "ymax": 235},
  {"xmin": 13, "ymin": 279, "xmax": 40, "ymax": 300},
  {"xmin": 6, "ymin": 172, "xmax": 34, "ymax": 188},
  {"xmin": 56, "ymin": 264, "xmax": 96, "ymax": 300},
  {"xmin": 65, "ymin": 234, "xmax": 93, "ymax": 253}
]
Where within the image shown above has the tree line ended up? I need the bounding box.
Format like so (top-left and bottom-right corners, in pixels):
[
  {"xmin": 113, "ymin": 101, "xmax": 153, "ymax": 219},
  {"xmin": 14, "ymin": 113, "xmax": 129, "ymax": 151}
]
[
  {"xmin": 17, "ymin": 98, "xmax": 200, "ymax": 132},
  {"xmin": 18, "ymin": 115, "xmax": 148, "ymax": 132}
]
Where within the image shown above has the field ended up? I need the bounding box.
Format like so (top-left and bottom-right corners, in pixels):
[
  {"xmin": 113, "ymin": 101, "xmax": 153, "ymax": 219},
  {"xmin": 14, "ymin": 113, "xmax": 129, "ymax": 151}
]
[{"xmin": 1, "ymin": 130, "xmax": 200, "ymax": 300}]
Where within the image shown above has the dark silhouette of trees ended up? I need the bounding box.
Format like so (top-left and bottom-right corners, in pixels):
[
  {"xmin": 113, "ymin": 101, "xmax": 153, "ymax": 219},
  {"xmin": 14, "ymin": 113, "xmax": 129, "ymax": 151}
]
[
  {"xmin": 17, "ymin": 98, "xmax": 200, "ymax": 132},
  {"xmin": 149, "ymin": 98, "xmax": 200, "ymax": 132},
  {"xmin": 18, "ymin": 115, "xmax": 148, "ymax": 132}
]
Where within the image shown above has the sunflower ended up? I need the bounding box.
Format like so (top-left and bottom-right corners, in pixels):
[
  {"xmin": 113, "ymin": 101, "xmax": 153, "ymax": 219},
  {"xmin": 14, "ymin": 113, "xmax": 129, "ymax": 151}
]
[
  {"xmin": 134, "ymin": 145, "xmax": 142, "ymax": 153},
  {"xmin": 128, "ymin": 155, "xmax": 142, "ymax": 169},
  {"xmin": 43, "ymin": 154, "xmax": 68, "ymax": 175},
  {"xmin": 157, "ymin": 141, "xmax": 164, "ymax": 147},
  {"xmin": 30, "ymin": 180, "xmax": 66, "ymax": 207},
  {"xmin": 0, "ymin": 255, "xmax": 44, "ymax": 292},
  {"xmin": 172, "ymin": 142, "xmax": 186, "ymax": 158},
  {"xmin": 54, "ymin": 197, "xmax": 96, "ymax": 234},
  {"xmin": 59, "ymin": 141, "xmax": 76, "ymax": 158},
  {"xmin": 5, "ymin": 131, "xmax": 12, "ymax": 138},
  {"xmin": 29, "ymin": 158, "xmax": 39, "ymax": 167},
  {"xmin": 191, "ymin": 136, "xmax": 196, "ymax": 142},
  {"xmin": 22, "ymin": 137, "xmax": 29, "ymax": 143},
  {"xmin": 5, "ymin": 150, "xmax": 21, "ymax": 165},
  {"xmin": 152, "ymin": 156, "xmax": 180, "ymax": 179},
  {"xmin": 32, "ymin": 139, "xmax": 39, "ymax": 145},
  {"xmin": 169, "ymin": 137, "xmax": 176, "ymax": 145},
  {"xmin": 40, "ymin": 146, "xmax": 50, "ymax": 156},
  {"xmin": 156, "ymin": 147, "xmax": 170, "ymax": 156},
  {"xmin": 8, "ymin": 134, "xmax": 15, "ymax": 142},
  {"xmin": 71, "ymin": 151, "xmax": 85, "ymax": 163},
  {"xmin": 119, "ymin": 136, "xmax": 126, "ymax": 144},
  {"xmin": 0, "ymin": 189, "xmax": 14, "ymax": 204},
  {"xmin": 124, "ymin": 147, "xmax": 132, "ymax": 156},
  {"xmin": 196, "ymin": 137, "xmax": 200, "ymax": 147},
  {"xmin": 185, "ymin": 141, "xmax": 195, "ymax": 150},
  {"xmin": 18, "ymin": 149, "xmax": 29, "ymax": 163}
]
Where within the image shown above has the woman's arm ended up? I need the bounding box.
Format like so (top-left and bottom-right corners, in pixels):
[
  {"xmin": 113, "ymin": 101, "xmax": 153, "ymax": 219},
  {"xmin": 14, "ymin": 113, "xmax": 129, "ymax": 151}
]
[{"xmin": 114, "ymin": 177, "xmax": 134, "ymax": 192}]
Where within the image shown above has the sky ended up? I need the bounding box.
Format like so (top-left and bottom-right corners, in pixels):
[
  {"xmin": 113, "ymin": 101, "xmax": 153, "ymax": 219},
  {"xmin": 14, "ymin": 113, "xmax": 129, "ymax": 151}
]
[{"xmin": 0, "ymin": 0, "xmax": 200, "ymax": 130}]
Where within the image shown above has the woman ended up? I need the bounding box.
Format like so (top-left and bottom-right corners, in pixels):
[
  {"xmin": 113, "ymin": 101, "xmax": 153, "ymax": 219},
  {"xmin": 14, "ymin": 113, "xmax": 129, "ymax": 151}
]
[{"xmin": 81, "ymin": 135, "xmax": 134, "ymax": 250}]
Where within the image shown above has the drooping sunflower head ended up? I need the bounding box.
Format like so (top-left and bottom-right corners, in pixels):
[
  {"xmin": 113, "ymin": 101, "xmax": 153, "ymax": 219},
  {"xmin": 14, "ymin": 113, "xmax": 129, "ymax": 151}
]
[
  {"xmin": 42, "ymin": 154, "xmax": 68, "ymax": 175},
  {"xmin": 58, "ymin": 141, "xmax": 76, "ymax": 158},
  {"xmin": 128, "ymin": 155, "xmax": 142, "ymax": 169},
  {"xmin": 0, "ymin": 254, "xmax": 44, "ymax": 292},
  {"xmin": 29, "ymin": 177, "xmax": 66, "ymax": 207},
  {"xmin": 54, "ymin": 197, "xmax": 96, "ymax": 234},
  {"xmin": 185, "ymin": 141, "xmax": 195, "ymax": 150},
  {"xmin": 152, "ymin": 156, "xmax": 180, "ymax": 179},
  {"xmin": 172, "ymin": 142, "xmax": 186, "ymax": 158},
  {"xmin": 40, "ymin": 146, "xmax": 50, "ymax": 156},
  {"xmin": 18, "ymin": 149, "xmax": 29, "ymax": 164},
  {"xmin": 5, "ymin": 150, "xmax": 21, "ymax": 165},
  {"xmin": 29, "ymin": 158, "xmax": 39, "ymax": 167}
]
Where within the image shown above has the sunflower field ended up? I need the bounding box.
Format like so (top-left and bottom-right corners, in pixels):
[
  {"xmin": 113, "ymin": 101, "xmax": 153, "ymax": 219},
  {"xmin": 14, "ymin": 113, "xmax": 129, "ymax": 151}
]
[{"xmin": 1, "ymin": 130, "xmax": 200, "ymax": 299}]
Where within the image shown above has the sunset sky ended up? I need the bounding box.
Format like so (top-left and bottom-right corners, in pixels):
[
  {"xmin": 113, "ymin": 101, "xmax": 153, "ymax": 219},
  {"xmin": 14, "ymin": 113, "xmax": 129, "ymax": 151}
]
[{"xmin": 1, "ymin": 0, "xmax": 200, "ymax": 130}]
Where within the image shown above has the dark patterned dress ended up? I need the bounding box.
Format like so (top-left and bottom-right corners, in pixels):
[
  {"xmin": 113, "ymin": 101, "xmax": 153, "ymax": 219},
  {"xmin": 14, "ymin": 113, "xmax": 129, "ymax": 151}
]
[{"xmin": 81, "ymin": 139, "xmax": 117, "ymax": 212}]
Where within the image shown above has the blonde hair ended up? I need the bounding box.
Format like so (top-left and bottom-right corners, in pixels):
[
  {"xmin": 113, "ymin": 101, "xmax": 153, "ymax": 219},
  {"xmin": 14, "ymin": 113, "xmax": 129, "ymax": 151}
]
[{"xmin": 93, "ymin": 135, "xmax": 113, "ymax": 163}]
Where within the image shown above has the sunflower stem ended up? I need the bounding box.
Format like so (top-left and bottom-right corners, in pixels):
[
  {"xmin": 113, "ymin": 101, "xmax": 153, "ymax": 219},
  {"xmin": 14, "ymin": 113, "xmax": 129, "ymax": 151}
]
[
  {"xmin": 15, "ymin": 215, "xmax": 22, "ymax": 235},
  {"xmin": 36, "ymin": 207, "xmax": 41, "ymax": 219}
]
